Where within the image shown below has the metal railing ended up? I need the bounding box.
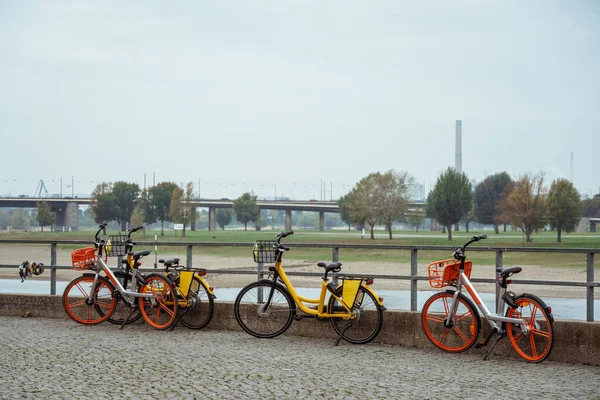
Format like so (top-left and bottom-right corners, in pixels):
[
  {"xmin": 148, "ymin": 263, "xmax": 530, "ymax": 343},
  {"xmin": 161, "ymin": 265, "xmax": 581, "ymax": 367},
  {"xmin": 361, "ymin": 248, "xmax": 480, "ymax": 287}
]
[{"xmin": 0, "ymin": 239, "xmax": 597, "ymax": 321}]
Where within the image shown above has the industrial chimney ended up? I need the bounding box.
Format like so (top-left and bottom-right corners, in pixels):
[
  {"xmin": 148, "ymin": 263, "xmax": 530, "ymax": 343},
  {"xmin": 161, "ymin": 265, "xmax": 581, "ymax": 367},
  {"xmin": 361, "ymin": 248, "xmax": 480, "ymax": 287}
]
[
  {"xmin": 455, "ymin": 120, "xmax": 462, "ymax": 172},
  {"xmin": 570, "ymin": 152, "xmax": 574, "ymax": 184}
]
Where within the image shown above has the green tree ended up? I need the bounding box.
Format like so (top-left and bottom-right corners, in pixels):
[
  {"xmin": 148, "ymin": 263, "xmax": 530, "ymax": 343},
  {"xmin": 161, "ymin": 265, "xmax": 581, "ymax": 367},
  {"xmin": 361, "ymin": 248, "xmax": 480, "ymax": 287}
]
[
  {"xmin": 36, "ymin": 201, "xmax": 55, "ymax": 231},
  {"xmin": 473, "ymin": 172, "xmax": 512, "ymax": 233},
  {"xmin": 146, "ymin": 182, "xmax": 178, "ymax": 236},
  {"xmin": 0, "ymin": 210, "xmax": 10, "ymax": 228},
  {"xmin": 498, "ymin": 173, "xmax": 546, "ymax": 242},
  {"xmin": 582, "ymin": 194, "xmax": 600, "ymax": 218},
  {"xmin": 168, "ymin": 183, "xmax": 196, "ymax": 236},
  {"xmin": 547, "ymin": 179, "xmax": 582, "ymax": 242},
  {"xmin": 11, "ymin": 209, "xmax": 30, "ymax": 230},
  {"xmin": 233, "ymin": 192, "xmax": 260, "ymax": 231},
  {"xmin": 112, "ymin": 181, "xmax": 140, "ymax": 231},
  {"xmin": 216, "ymin": 208, "xmax": 233, "ymax": 230},
  {"xmin": 337, "ymin": 194, "xmax": 352, "ymax": 231},
  {"xmin": 169, "ymin": 185, "xmax": 184, "ymax": 234},
  {"xmin": 376, "ymin": 170, "xmax": 415, "ymax": 239},
  {"xmin": 428, "ymin": 168, "xmax": 472, "ymax": 240},
  {"xmin": 90, "ymin": 182, "xmax": 115, "ymax": 224},
  {"xmin": 348, "ymin": 173, "xmax": 380, "ymax": 239},
  {"xmin": 130, "ymin": 203, "xmax": 146, "ymax": 236},
  {"xmin": 407, "ymin": 213, "xmax": 425, "ymax": 232}
]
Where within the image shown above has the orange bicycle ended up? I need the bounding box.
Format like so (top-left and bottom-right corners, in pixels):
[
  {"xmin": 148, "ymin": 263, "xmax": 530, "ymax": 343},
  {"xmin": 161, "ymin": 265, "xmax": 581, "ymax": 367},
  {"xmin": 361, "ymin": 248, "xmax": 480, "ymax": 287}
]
[
  {"xmin": 421, "ymin": 235, "xmax": 555, "ymax": 362},
  {"xmin": 62, "ymin": 223, "xmax": 179, "ymax": 330}
]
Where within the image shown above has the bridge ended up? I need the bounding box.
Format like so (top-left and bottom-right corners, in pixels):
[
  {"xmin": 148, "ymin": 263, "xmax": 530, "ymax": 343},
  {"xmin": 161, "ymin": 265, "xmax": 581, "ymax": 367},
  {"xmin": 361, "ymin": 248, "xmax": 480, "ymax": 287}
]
[{"xmin": 0, "ymin": 196, "xmax": 426, "ymax": 231}]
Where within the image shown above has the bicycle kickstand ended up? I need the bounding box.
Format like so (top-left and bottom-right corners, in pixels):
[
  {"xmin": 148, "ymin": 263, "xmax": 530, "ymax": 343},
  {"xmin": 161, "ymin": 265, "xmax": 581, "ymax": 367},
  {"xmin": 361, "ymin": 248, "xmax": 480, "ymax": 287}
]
[
  {"xmin": 334, "ymin": 321, "xmax": 353, "ymax": 347},
  {"xmin": 119, "ymin": 308, "xmax": 139, "ymax": 330},
  {"xmin": 475, "ymin": 327, "xmax": 503, "ymax": 361},
  {"xmin": 483, "ymin": 334, "xmax": 503, "ymax": 361}
]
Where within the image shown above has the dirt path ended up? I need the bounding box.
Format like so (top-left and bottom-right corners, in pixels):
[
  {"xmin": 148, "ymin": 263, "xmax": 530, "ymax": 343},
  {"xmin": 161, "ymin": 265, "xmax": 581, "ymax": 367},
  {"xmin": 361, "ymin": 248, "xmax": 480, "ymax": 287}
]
[{"xmin": 0, "ymin": 245, "xmax": 596, "ymax": 298}]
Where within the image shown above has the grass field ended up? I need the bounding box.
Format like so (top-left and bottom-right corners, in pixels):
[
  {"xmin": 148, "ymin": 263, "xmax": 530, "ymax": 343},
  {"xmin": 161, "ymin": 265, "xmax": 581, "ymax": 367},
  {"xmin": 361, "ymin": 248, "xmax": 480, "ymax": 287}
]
[{"xmin": 1, "ymin": 227, "xmax": 599, "ymax": 268}]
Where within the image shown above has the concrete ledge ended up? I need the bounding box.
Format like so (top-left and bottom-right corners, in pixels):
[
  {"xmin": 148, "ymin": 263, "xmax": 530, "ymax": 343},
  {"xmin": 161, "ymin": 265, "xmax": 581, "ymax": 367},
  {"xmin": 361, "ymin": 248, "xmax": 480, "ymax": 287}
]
[{"xmin": 1, "ymin": 294, "xmax": 598, "ymax": 366}]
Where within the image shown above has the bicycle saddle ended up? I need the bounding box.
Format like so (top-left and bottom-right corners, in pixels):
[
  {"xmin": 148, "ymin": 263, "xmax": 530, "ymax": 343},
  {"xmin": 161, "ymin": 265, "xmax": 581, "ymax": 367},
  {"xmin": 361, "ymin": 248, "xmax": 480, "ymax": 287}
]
[
  {"xmin": 317, "ymin": 261, "xmax": 342, "ymax": 273},
  {"xmin": 159, "ymin": 258, "xmax": 180, "ymax": 268},
  {"xmin": 131, "ymin": 250, "xmax": 151, "ymax": 259},
  {"xmin": 496, "ymin": 266, "xmax": 522, "ymax": 278}
]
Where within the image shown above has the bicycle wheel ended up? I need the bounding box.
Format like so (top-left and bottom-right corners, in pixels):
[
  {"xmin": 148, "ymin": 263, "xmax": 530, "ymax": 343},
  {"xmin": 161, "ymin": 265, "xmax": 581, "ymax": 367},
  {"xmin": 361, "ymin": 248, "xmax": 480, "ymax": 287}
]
[
  {"xmin": 328, "ymin": 286, "xmax": 384, "ymax": 344},
  {"xmin": 505, "ymin": 294, "xmax": 554, "ymax": 363},
  {"xmin": 421, "ymin": 291, "xmax": 481, "ymax": 353},
  {"xmin": 101, "ymin": 270, "xmax": 142, "ymax": 326},
  {"xmin": 177, "ymin": 276, "xmax": 215, "ymax": 330},
  {"xmin": 234, "ymin": 280, "xmax": 295, "ymax": 338},
  {"xmin": 138, "ymin": 273, "xmax": 179, "ymax": 330},
  {"xmin": 62, "ymin": 275, "xmax": 116, "ymax": 325}
]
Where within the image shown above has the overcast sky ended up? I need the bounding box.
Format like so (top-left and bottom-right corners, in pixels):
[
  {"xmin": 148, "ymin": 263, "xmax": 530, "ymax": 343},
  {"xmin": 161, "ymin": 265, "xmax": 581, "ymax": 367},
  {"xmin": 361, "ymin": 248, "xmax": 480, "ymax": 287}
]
[{"xmin": 1, "ymin": 0, "xmax": 598, "ymax": 201}]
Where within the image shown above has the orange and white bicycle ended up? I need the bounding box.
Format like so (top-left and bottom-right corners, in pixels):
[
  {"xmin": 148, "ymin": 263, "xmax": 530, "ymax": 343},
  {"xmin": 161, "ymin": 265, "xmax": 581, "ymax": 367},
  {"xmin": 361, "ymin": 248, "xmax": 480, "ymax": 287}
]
[
  {"xmin": 62, "ymin": 223, "xmax": 179, "ymax": 330},
  {"xmin": 421, "ymin": 235, "xmax": 555, "ymax": 362}
]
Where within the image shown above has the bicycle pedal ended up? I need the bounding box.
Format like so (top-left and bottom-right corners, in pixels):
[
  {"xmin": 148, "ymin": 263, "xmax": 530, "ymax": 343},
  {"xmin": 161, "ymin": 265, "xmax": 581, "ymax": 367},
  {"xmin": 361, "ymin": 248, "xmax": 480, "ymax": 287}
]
[{"xmin": 294, "ymin": 314, "xmax": 306, "ymax": 321}]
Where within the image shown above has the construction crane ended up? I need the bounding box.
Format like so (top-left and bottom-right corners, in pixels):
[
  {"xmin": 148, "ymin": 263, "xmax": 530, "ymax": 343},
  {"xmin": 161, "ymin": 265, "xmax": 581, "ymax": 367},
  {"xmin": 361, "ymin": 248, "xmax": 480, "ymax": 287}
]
[{"xmin": 34, "ymin": 180, "xmax": 49, "ymax": 197}]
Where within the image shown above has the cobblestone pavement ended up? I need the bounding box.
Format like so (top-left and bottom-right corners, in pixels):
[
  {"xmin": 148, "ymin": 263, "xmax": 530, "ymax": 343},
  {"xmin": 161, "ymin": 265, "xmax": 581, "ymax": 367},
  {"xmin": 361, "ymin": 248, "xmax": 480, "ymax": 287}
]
[{"xmin": 0, "ymin": 316, "xmax": 598, "ymax": 400}]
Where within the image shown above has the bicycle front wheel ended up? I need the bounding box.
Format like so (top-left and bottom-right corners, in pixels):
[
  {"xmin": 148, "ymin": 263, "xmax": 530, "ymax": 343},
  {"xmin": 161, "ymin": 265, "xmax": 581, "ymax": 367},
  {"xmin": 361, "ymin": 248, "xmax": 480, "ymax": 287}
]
[
  {"xmin": 328, "ymin": 286, "xmax": 384, "ymax": 344},
  {"xmin": 234, "ymin": 281, "xmax": 295, "ymax": 338},
  {"xmin": 177, "ymin": 276, "xmax": 215, "ymax": 330},
  {"xmin": 139, "ymin": 274, "xmax": 179, "ymax": 330},
  {"xmin": 102, "ymin": 270, "xmax": 142, "ymax": 326},
  {"xmin": 62, "ymin": 275, "xmax": 116, "ymax": 325},
  {"xmin": 505, "ymin": 294, "xmax": 554, "ymax": 363},
  {"xmin": 421, "ymin": 291, "xmax": 481, "ymax": 353}
]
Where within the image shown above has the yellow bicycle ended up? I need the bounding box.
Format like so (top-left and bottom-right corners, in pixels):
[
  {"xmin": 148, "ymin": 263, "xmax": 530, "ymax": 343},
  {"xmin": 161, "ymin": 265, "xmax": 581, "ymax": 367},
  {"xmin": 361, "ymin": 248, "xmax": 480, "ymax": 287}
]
[
  {"xmin": 234, "ymin": 231, "xmax": 386, "ymax": 345},
  {"xmin": 159, "ymin": 257, "xmax": 216, "ymax": 330}
]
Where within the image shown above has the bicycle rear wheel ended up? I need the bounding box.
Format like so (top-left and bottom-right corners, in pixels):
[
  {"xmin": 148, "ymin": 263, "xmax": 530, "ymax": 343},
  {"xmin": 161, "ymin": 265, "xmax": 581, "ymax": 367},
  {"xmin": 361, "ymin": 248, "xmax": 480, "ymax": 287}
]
[
  {"xmin": 139, "ymin": 274, "xmax": 179, "ymax": 330},
  {"xmin": 234, "ymin": 280, "xmax": 295, "ymax": 338},
  {"xmin": 177, "ymin": 276, "xmax": 215, "ymax": 329},
  {"xmin": 62, "ymin": 275, "xmax": 116, "ymax": 325},
  {"xmin": 328, "ymin": 286, "xmax": 384, "ymax": 344},
  {"xmin": 421, "ymin": 291, "xmax": 481, "ymax": 353},
  {"xmin": 101, "ymin": 270, "xmax": 142, "ymax": 326},
  {"xmin": 505, "ymin": 294, "xmax": 554, "ymax": 363}
]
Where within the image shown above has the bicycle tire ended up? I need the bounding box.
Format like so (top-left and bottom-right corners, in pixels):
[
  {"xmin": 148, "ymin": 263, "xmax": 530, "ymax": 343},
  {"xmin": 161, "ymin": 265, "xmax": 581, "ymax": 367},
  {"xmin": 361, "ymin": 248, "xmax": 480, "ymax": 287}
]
[
  {"xmin": 62, "ymin": 275, "xmax": 116, "ymax": 325},
  {"xmin": 328, "ymin": 286, "xmax": 384, "ymax": 344},
  {"xmin": 234, "ymin": 280, "xmax": 295, "ymax": 338},
  {"xmin": 101, "ymin": 270, "xmax": 142, "ymax": 326},
  {"xmin": 421, "ymin": 291, "xmax": 481, "ymax": 353},
  {"xmin": 177, "ymin": 276, "xmax": 215, "ymax": 330},
  {"xmin": 505, "ymin": 293, "xmax": 554, "ymax": 363},
  {"xmin": 138, "ymin": 273, "xmax": 179, "ymax": 330}
]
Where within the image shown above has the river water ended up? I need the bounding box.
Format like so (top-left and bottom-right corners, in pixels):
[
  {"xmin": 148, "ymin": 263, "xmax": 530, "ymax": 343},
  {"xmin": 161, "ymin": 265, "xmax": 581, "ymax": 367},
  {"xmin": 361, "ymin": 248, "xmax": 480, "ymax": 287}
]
[{"xmin": 2, "ymin": 279, "xmax": 598, "ymax": 322}]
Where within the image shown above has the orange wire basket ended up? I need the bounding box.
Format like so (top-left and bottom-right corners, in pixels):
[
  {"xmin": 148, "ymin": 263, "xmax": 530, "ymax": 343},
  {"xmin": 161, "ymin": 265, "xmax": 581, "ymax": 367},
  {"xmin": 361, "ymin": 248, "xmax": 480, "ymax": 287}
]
[
  {"xmin": 427, "ymin": 259, "xmax": 472, "ymax": 288},
  {"xmin": 71, "ymin": 247, "xmax": 98, "ymax": 271}
]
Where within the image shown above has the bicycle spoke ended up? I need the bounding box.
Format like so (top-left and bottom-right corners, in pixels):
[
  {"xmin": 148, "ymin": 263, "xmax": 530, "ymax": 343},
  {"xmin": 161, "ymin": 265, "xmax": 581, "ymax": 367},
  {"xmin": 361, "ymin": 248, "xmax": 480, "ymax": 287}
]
[{"xmin": 425, "ymin": 314, "xmax": 445, "ymax": 323}]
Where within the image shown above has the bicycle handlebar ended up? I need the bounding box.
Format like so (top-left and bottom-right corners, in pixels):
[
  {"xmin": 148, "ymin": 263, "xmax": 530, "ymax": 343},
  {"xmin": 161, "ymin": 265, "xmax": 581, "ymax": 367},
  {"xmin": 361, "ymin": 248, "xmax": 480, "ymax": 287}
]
[
  {"xmin": 453, "ymin": 235, "xmax": 487, "ymax": 260},
  {"xmin": 275, "ymin": 231, "xmax": 294, "ymax": 243}
]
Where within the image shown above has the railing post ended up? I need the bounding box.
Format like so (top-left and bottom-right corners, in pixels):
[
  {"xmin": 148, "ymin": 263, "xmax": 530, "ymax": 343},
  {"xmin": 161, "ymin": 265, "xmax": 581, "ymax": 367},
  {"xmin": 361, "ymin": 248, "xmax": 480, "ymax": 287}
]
[
  {"xmin": 332, "ymin": 247, "xmax": 339, "ymax": 286},
  {"xmin": 51, "ymin": 242, "xmax": 57, "ymax": 295},
  {"xmin": 587, "ymin": 252, "xmax": 595, "ymax": 322},
  {"xmin": 186, "ymin": 245, "xmax": 193, "ymax": 267},
  {"xmin": 495, "ymin": 250, "xmax": 503, "ymax": 314},
  {"xmin": 257, "ymin": 262, "xmax": 264, "ymax": 302},
  {"xmin": 410, "ymin": 248, "xmax": 418, "ymax": 311},
  {"xmin": 257, "ymin": 262, "xmax": 264, "ymax": 281}
]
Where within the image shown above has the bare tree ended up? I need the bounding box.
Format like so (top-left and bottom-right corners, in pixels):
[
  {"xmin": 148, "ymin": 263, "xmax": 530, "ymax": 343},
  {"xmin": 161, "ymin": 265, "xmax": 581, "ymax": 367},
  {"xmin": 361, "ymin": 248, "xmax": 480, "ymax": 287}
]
[{"xmin": 498, "ymin": 173, "xmax": 546, "ymax": 242}]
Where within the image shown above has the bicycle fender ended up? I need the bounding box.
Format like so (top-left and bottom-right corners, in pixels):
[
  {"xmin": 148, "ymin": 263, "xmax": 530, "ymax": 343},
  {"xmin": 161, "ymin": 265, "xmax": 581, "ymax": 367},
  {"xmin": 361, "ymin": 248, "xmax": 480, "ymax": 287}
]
[
  {"xmin": 197, "ymin": 276, "xmax": 217, "ymax": 299},
  {"xmin": 515, "ymin": 293, "xmax": 555, "ymax": 323},
  {"xmin": 360, "ymin": 283, "xmax": 386, "ymax": 310}
]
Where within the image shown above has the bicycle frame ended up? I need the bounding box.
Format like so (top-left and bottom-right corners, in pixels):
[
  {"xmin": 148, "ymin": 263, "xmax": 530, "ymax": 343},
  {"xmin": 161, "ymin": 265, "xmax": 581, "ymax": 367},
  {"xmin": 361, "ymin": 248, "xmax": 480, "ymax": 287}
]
[
  {"xmin": 88, "ymin": 253, "xmax": 155, "ymax": 306},
  {"xmin": 267, "ymin": 259, "xmax": 382, "ymax": 319},
  {"xmin": 447, "ymin": 270, "xmax": 528, "ymax": 333}
]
